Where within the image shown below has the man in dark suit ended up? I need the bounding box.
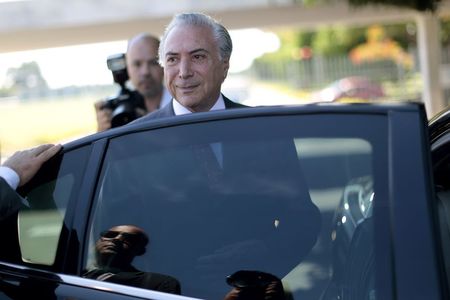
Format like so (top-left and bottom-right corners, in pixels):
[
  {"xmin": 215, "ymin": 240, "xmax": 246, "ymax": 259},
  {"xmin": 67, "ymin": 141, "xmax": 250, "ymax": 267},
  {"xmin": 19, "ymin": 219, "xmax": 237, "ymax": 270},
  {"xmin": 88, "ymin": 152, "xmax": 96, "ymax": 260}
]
[
  {"xmin": 0, "ymin": 144, "xmax": 61, "ymax": 220},
  {"xmin": 122, "ymin": 12, "xmax": 320, "ymax": 298},
  {"xmin": 131, "ymin": 12, "xmax": 246, "ymax": 124}
]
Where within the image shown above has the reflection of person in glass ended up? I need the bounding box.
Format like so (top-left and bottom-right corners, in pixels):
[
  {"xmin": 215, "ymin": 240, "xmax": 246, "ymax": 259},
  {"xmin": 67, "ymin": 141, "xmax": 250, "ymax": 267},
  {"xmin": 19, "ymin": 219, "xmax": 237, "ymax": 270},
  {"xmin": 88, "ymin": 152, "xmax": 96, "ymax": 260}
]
[{"xmin": 83, "ymin": 224, "xmax": 181, "ymax": 294}]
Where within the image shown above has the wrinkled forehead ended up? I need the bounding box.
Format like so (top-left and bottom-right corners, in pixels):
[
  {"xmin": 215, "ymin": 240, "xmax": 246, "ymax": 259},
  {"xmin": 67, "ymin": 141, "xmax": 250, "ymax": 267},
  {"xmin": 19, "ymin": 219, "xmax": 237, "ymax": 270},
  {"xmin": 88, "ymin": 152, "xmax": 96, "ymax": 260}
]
[{"xmin": 163, "ymin": 24, "xmax": 217, "ymax": 56}]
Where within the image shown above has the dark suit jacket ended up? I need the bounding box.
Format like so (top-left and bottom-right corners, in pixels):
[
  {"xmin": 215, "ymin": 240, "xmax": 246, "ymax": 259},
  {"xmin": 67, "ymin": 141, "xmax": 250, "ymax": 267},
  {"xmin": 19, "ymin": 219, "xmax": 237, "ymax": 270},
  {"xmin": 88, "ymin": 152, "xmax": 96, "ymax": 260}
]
[
  {"xmin": 83, "ymin": 265, "xmax": 181, "ymax": 294},
  {"xmin": 0, "ymin": 177, "xmax": 23, "ymax": 221},
  {"xmin": 114, "ymin": 93, "xmax": 319, "ymax": 284},
  {"xmin": 130, "ymin": 94, "xmax": 247, "ymax": 124}
]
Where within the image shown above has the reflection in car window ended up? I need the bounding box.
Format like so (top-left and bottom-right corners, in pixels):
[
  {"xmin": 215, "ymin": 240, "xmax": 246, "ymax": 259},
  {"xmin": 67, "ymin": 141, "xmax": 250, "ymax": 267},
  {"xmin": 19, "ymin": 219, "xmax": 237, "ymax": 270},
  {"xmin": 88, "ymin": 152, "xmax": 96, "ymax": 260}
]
[{"xmin": 85, "ymin": 115, "xmax": 387, "ymax": 299}]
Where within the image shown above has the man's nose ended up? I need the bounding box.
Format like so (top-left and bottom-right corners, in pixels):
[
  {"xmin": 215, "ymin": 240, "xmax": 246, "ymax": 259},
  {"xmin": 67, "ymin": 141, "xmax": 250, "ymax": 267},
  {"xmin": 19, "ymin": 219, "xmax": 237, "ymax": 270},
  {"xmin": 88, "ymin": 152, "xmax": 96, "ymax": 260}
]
[
  {"xmin": 178, "ymin": 59, "xmax": 193, "ymax": 79},
  {"xmin": 139, "ymin": 64, "xmax": 151, "ymax": 75}
]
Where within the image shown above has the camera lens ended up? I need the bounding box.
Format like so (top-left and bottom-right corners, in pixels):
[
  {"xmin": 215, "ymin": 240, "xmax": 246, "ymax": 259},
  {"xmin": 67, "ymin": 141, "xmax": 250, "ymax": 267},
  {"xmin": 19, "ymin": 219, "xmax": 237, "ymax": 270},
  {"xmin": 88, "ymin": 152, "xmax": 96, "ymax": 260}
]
[{"xmin": 226, "ymin": 270, "xmax": 278, "ymax": 289}]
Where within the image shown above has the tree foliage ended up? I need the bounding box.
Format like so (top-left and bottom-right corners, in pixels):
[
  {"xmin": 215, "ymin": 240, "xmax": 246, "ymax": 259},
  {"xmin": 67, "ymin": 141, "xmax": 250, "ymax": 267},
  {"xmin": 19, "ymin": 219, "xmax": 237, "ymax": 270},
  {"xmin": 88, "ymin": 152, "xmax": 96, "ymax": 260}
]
[
  {"xmin": 255, "ymin": 23, "xmax": 416, "ymax": 64},
  {"xmin": 349, "ymin": 25, "xmax": 414, "ymax": 69},
  {"xmin": 5, "ymin": 61, "xmax": 48, "ymax": 97},
  {"xmin": 348, "ymin": 0, "xmax": 440, "ymax": 11},
  {"xmin": 312, "ymin": 26, "xmax": 366, "ymax": 56}
]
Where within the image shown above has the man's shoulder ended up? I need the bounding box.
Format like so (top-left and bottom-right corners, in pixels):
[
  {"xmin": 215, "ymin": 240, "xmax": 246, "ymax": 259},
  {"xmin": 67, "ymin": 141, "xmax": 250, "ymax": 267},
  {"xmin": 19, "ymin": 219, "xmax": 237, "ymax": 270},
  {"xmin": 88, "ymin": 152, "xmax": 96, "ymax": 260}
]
[
  {"xmin": 129, "ymin": 96, "xmax": 248, "ymax": 126},
  {"xmin": 223, "ymin": 95, "xmax": 249, "ymax": 109},
  {"xmin": 130, "ymin": 102, "xmax": 174, "ymax": 125}
]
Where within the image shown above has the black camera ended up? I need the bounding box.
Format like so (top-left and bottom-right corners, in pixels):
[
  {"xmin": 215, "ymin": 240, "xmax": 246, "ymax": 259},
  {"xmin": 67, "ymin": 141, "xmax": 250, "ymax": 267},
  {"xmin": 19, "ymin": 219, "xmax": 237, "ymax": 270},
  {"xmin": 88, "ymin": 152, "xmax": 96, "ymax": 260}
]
[
  {"xmin": 102, "ymin": 53, "xmax": 145, "ymax": 128},
  {"xmin": 226, "ymin": 270, "xmax": 279, "ymax": 289}
]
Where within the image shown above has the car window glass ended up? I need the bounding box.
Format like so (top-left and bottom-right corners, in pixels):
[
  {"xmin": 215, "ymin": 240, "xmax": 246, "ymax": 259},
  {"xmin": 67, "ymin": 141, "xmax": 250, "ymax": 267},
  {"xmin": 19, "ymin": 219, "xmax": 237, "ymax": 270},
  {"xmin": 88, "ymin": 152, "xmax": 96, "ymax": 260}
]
[
  {"xmin": 84, "ymin": 115, "xmax": 388, "ymax": 300},
  {"xmin": 17, "ymin": 146, "xmax": 90, "ymax": 265}
]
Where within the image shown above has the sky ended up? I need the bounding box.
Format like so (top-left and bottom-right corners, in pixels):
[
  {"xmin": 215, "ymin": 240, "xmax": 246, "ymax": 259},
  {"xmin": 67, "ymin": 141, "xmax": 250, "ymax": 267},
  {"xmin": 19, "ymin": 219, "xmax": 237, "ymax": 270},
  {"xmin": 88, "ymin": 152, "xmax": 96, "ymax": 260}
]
[{"xmin": 0, "ymin": 28, "xmax": 280, "ymax": 89}]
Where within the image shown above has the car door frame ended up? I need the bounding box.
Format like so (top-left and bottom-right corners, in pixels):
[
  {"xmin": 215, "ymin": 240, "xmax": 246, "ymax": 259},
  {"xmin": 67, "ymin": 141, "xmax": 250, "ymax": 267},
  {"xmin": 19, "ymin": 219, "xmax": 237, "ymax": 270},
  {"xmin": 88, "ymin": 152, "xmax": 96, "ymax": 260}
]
[
  {"xmin": 0, "ymin": 261, "xmax": 200, "ymax": 300},
  {"xmin": 67, "ymin": 104, "xmax": 444, "ymax": 300}
]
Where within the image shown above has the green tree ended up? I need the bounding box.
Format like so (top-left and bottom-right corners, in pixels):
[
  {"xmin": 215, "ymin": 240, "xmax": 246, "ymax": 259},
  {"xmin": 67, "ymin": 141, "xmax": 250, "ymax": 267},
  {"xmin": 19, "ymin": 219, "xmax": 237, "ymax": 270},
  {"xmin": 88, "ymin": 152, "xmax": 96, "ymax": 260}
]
[
  {"xmin": 6, "ymin": 61, "xmax": 48, "ymax": 98},
  {"xmin": 311, "ymin": 26, "xmax": 365, "ymax": 56},
  {"xmin": 440, "ymin": 18, "xmax": 450, "ymax": 45}
]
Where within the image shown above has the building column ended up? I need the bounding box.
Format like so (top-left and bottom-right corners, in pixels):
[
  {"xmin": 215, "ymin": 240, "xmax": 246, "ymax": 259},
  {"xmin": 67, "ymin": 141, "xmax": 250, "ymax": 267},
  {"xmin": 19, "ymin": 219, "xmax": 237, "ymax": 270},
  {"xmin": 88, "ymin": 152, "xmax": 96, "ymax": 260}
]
[{"xmin": 416, "ymin": 12, "xmax": 445, "ymax": 119}]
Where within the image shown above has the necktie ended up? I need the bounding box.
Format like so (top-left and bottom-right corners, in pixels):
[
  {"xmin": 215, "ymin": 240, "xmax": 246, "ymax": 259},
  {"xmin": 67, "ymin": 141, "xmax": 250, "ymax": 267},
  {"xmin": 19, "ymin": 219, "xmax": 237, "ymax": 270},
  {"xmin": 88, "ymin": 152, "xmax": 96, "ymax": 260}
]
[{"xmin": 192, "ymin": 143, "xmax": 222, "ymax": 187}]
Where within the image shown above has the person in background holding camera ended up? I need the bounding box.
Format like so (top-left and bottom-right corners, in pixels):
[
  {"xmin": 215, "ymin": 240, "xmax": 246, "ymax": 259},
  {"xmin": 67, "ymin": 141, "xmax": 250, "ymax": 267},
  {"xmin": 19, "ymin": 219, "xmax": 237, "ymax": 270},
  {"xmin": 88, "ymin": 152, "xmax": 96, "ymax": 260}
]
[{"xmin": 94, "ymin": 33, "xmax": 172, "ymax": 131}]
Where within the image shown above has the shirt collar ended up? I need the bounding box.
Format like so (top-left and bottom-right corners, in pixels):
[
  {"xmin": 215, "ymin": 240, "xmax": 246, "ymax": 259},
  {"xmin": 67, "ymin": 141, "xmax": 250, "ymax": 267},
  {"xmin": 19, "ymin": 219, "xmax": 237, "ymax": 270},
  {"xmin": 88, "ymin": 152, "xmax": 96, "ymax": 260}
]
[{"xmin": 172, "ymin": 94, "xmax": 225, "ymax": 116}]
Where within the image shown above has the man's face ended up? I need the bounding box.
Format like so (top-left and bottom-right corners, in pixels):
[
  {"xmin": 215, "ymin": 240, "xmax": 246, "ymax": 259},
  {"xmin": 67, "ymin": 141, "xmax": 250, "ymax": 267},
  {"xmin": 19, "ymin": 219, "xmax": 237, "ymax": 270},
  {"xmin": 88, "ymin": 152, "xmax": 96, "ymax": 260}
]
[
  {"xmin": 126, "ymin": 38, "xmax": 164, "ymax": 99},
  {"xmin": 162, "ymin": 25, "xmax": 230, "ymax": 112},
  {"xmin": 96, "ymin": 225, "xmax": 146, "ymax": 265}
]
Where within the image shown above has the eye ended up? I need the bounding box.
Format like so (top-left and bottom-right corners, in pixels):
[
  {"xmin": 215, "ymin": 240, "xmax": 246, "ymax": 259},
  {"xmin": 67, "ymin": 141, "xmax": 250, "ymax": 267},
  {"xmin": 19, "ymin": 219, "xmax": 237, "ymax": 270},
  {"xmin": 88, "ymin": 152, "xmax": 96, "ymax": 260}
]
[
  {"xmin": 165, "ymin": 56, "xmax": 178, "ymax": 65},
  {"xmin": 192, "ymin": 54, "xmax": 206, "ymax": 61}
]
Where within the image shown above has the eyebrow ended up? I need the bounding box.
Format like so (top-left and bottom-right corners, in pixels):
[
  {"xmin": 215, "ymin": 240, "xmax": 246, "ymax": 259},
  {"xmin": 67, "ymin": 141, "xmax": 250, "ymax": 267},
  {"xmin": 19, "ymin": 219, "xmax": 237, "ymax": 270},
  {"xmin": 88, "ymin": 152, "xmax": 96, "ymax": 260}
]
[{"xmin": 165, "ymin": 48, "xmax": 209, "ymax": 57}]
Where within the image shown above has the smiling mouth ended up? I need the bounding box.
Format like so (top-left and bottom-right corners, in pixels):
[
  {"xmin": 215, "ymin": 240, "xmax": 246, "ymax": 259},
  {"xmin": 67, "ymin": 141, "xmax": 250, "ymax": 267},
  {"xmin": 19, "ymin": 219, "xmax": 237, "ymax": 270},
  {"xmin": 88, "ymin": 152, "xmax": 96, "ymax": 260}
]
[{"xmin": 178, "ymin": 84, "xmax": 199, "ymax": 91}]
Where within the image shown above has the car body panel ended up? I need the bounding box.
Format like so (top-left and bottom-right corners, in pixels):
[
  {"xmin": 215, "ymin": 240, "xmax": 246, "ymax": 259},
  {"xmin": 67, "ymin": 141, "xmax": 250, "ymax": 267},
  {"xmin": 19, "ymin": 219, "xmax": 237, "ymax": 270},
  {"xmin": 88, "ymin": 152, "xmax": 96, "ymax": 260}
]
[{"xmin": 0, "ymin": 261, "xmax": 201, "ymax": 300}]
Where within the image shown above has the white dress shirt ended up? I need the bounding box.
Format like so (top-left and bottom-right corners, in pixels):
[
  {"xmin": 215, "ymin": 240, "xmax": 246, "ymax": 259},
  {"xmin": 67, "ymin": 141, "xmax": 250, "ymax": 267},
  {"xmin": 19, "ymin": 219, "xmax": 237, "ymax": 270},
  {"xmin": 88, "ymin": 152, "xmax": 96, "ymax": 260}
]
[
  {"xmin": 0, "ymin": 166, "xmax": 19, "ymax": 189},
  {"xmin": 172, "ymin": 94, "xmax": 225, "ymax": 116}
]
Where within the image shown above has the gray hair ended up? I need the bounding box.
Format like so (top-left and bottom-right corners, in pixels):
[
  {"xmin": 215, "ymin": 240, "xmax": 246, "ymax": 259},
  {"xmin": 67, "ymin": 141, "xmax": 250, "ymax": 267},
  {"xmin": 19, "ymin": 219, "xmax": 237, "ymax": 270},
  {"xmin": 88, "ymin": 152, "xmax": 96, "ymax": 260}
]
[{"xmin": 159, "ymin": 12, "xmax": 232, "ymax": 66}]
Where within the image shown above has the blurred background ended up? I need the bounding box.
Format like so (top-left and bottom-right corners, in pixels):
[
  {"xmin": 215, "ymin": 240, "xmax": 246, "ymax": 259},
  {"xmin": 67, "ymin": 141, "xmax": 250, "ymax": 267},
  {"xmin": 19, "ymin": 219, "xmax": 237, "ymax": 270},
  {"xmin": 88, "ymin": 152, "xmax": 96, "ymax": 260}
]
[{"xmin": 0, "ymin": 0, "xmax": 448, "ymax": 160}]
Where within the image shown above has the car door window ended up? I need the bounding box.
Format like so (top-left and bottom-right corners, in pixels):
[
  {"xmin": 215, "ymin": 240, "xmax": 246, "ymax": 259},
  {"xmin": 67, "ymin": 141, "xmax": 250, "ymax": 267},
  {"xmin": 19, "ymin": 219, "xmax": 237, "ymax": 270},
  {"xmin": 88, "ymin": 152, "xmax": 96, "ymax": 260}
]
[
  {"xmin": 83, "ymin": 114, "xmax": 388, "ymax": 300},
  {"xmin": 15, "ymin": 146, "xmax": 91, "ymax": 266}
]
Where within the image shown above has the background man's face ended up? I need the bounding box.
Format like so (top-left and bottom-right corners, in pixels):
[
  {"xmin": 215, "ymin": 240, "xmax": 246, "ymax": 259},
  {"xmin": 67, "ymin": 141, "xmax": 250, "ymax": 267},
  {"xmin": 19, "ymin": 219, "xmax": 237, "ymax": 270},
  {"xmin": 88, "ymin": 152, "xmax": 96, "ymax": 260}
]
[
  {"xmin": 126, "ymin": 39, "xmax": 164, "ymax": 99},
  {"xmin": 163, "ymin": 25, "xmax": 230, "ymax": 112}
]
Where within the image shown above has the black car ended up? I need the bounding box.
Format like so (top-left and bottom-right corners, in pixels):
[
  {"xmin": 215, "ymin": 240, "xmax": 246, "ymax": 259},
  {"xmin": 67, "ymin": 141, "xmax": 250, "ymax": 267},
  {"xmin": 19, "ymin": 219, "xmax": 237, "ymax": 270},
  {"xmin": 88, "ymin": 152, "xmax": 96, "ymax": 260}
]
[{"xmin": 0, "ymin": 102, "xmax": 448, "ymax": 300}]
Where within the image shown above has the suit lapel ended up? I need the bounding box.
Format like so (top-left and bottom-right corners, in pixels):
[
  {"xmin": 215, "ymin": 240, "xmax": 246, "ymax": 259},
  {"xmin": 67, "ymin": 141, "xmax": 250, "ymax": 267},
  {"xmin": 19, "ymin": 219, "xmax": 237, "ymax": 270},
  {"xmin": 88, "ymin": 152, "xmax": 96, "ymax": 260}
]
[{"xmin": 157, "ymin": 100, "xmax": 175, "ymax": 117}]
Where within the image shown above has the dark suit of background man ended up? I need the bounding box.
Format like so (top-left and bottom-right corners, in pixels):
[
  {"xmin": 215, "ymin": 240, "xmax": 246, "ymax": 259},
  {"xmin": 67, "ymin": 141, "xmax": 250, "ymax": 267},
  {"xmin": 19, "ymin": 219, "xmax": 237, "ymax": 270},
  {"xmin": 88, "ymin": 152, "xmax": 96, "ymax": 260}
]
[
  {"xmin": 131, "ymin": 12, "xmax": 246, "ymax": 124},
  {"xmin": 0, "ymin": 144, "xmax": 61, "ymax": 220}
]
